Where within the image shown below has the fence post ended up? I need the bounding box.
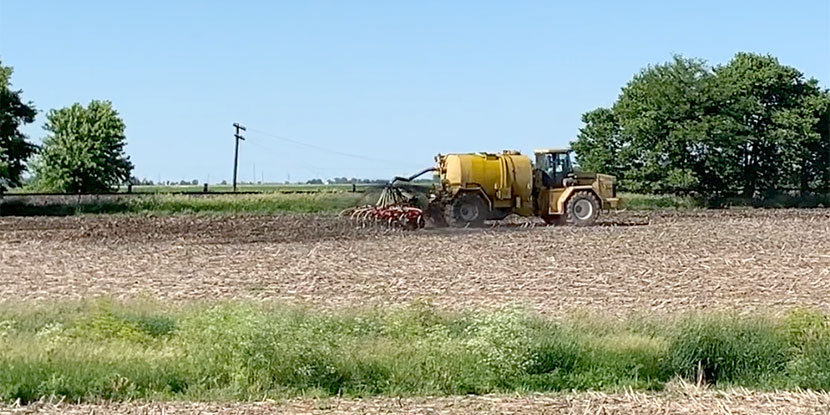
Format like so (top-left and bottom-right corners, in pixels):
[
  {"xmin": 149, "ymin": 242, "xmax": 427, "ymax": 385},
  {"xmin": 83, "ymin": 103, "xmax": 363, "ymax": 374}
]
[{"xmin": 203, "ymin": 183, "xmax": 209, "ymax": 193}]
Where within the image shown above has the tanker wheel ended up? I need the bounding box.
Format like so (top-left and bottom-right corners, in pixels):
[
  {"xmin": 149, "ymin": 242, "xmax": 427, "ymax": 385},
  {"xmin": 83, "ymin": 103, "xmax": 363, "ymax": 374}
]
[
  {"xmin": 565, "ymin": 191, "xmax": 600, "ymax": 226},
  {"xmin": 446, "ymin": 193, "xmax": 488, "ymax": 227}
]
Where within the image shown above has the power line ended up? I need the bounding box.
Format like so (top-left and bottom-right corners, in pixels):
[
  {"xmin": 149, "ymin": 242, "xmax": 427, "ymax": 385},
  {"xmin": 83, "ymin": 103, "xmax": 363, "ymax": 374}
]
[
  {"xmin": 244, "ymin": 138, "xmax": 331, "ymax": 173},
  {"xmin": 246, "ymin": 127, "xmax": 422, "ymax": 167}
]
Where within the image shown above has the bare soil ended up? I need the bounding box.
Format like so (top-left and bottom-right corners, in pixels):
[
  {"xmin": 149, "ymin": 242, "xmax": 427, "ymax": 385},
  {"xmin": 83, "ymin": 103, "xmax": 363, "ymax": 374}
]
[
  {"xmin": 1, "ymin": 209, "xmax": 828, "ymax": 317},
  {"xmin": 3, "ymin": 387, "xmax": 830, "ymax": 414}
]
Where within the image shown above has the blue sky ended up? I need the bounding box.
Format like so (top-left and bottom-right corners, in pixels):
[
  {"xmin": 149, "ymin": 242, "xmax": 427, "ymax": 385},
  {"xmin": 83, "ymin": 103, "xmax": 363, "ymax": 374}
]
[{"xmin": 1, "ymin": 1, "xmax": 829, "ymax": 183}]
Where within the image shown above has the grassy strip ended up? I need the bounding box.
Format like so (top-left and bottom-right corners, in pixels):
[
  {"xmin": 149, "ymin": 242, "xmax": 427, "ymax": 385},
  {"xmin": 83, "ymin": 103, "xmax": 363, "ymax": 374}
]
[
  {"xmin": 0, "ymin": 301, "xmax": 828, "ymax": 403},
  {"xmin": 0, "ymin": 193, "xmax": 367, "ymax": 216},
  {"xmin": 619, "ymin": 192, "xmax": 830, "ymax": 209},
  {"xmin": 618, "ymin": 193, "xmax": 700, "ymax": 210}
]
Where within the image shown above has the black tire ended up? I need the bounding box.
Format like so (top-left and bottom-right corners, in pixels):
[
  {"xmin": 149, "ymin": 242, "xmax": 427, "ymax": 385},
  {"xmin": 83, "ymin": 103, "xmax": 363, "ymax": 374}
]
[
  {"xmin": 565, "ymin": 191, "xmax": 600, "ymax": 226},
  {"xmin": 446, "ymin": 193, "xmax": 488, "ymax": 227}
]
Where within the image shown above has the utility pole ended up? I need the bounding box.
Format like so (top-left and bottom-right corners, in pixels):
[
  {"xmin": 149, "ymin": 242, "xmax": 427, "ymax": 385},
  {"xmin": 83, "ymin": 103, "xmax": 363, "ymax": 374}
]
[{"xmin": 232, "ymin": 123, "xmax": 246, "ymax": 192}]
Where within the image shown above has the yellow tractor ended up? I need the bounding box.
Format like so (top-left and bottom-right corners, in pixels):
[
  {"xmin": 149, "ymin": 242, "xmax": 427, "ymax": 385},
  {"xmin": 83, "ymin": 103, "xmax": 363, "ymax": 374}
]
[{"xmin": 396, "ymin": 148, "xmax": 619, "ymax": 227}]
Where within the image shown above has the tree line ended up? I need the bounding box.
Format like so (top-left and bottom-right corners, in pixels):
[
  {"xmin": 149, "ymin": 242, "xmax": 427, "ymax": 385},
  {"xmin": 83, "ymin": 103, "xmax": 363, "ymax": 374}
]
[
  {"xmin": 1, "ymin": 59, "xmax": 132, "ymax": 193},
  {"xmin": 571, "ymin": 53, "xmax": 830, "ymax": 200}
]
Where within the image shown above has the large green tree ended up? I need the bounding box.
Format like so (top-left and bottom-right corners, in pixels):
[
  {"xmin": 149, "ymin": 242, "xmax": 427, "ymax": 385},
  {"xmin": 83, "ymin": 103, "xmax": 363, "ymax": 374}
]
[
  {"xmin": 572, "ymin": 53, "xmax": 830, "ymax": 198},
  {"xmin": 0, "ymin": 59, "xmax": 37, "ymax": 190},
  {"xmin": 33, "ymin": 100, "xmax": 133, "ymax": 193}
]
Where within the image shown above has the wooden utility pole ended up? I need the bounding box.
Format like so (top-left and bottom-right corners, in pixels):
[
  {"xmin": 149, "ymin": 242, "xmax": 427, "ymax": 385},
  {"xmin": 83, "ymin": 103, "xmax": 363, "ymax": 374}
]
[{"xmin": 232, "ymin": 123, "xmax": 246, "ymax": 192}]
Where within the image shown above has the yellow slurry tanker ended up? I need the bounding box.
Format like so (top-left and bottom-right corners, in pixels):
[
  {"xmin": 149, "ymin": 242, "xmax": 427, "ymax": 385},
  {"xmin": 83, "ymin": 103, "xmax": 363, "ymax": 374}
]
[{"xmin": 393, "ymin": 148, "xmax": 619, "ymax": 227}]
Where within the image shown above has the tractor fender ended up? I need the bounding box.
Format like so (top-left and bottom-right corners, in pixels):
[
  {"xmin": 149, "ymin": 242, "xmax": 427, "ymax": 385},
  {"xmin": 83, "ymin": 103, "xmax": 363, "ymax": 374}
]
[{"xmin": 554, "ymin": 186, "xmax": 602, "ymax": 214}]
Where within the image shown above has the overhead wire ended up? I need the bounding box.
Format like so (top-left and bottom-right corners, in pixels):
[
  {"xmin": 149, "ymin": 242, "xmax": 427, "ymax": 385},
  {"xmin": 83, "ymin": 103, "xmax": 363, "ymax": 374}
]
[
  {"xmin": 246, "ymin": 127, "xmax": 424, "ymax": 168},
  {"xmin": 244, "ymin": 137, "xmax": 327, "ymax": 174}
]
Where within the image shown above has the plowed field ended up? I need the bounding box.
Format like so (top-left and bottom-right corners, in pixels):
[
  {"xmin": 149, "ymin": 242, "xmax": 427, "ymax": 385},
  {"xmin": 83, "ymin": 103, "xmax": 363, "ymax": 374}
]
[{"xmin": 2, "ymin": 209, "xmax": 828, "ymax": 316}]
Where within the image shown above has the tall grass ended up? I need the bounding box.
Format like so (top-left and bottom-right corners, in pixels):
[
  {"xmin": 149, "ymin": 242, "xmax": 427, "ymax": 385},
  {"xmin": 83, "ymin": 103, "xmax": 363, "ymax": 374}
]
[
  {"xmin": 0, "ymin": 193, "xmax": 367, "ymax": 216},
  {"xmin": 0, "ymin": 301, "xmax": 828, "ymax": 403}
]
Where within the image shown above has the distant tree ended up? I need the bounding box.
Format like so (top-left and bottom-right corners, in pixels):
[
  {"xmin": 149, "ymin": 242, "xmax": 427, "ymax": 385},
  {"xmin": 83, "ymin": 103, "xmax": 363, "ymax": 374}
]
[
  {"xmin": 0, "ymin": 59, "xmax": 37, "ymax": 190},
  {"xmin": 32, "ymin": 100, "xmax": 133, "ymax": 193},
  {"xmin": 220, "ymin": 179, "xmax": 228, "ymax": 185},
  {"xmin": 129, "ymin": 177, "xmax": 155, "ymax": 186},
  {"xmin": 306, "ymin": 178, "xmax": 324, "ymax": 185},
  {"xmin": 571, "ymin": 53, "xmax": 830, "ymax": 198},
  {"xmin": 191, "ymin": 179, "xmax": 199, "ymax": 185}
]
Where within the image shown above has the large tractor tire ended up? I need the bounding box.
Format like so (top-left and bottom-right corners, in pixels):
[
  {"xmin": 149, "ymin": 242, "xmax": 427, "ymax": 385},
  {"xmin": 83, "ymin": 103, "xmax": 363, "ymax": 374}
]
[
  {"xmin": 565, "ymin": 191, "xmax": 600, "ymax": 226},
  {"xmin": 445, "ymin": 193, "xmax": 488, "ymax": 227}
]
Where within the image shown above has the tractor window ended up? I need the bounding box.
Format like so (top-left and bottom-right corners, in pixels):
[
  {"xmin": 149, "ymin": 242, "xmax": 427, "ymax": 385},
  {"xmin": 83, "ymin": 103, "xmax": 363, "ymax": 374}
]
[
  {"xmin": 569, "ymin": 151, "xmax": 579, "ymax": 169},
  {"xmin": 544, "ymin": 154, "xmax": 556, "ymax": 177},
  {"xmin": 554, "ymin": 152, "xmax": 571, "ymax": 174}
]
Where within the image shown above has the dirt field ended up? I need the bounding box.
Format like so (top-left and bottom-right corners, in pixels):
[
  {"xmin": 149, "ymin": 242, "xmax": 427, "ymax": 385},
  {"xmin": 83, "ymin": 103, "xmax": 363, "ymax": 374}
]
[
  {"xmin": 1, "ymin": 209, "xmax": 828, "ymax": 316},
  {"xmin": 3, "ymin": 387, "xmax": 830, "ymax": 414}
]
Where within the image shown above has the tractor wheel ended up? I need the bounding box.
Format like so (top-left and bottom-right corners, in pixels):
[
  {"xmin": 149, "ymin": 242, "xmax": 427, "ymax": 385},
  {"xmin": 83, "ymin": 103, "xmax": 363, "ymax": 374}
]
[
  {"xmin": 565, "ymin": 191, "xmax": 600, "ymax": 226},
  {"xmin": 446, "ymin": 193, "xmax": 488, "ymax": 227}
]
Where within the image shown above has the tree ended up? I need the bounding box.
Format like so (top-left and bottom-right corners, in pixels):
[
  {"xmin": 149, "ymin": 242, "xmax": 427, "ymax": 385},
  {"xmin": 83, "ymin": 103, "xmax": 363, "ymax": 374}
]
[
  {"xmin": 33, "ymin": 100, "xmax": 133, "ymax": 193},
  {"xmin": 571, "ymin": 53, "xmax": 829, "ymax": 199},
  {"xmin": 0, "ymin": 59, "xmax": 37, "ymax": 190},
  {"xmin": 710, "ymin": 53, "xmax": 830, "ymax": 196},
  {"xmin": 571, "ymin": 108, "xmax": 625, "ymax": 182}
]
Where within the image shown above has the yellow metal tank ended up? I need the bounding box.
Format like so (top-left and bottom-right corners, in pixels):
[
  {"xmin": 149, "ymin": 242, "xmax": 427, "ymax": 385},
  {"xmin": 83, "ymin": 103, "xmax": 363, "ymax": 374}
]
[{"xmin": 438, "ymin": 151, "xmax": 533, "ymax": 215}]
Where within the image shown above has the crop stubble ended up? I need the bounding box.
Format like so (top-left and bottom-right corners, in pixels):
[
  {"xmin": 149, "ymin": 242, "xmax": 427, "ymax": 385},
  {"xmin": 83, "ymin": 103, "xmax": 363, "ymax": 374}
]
[
  {"xmin": 1, "ymin": 209, "xmax": 828, "ymax": 317},
  {"xmin": 3, "ymin": 387, "xmax": 830, "ymax": 414}
]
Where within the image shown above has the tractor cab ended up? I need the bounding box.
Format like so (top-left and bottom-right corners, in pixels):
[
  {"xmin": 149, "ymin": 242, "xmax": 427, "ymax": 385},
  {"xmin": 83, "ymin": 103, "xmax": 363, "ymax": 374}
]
[
  {"xmin": 534, "ymin": 148, "xmax": 575, "ymax": 188},
  {"xmin": 531, "ymin": 148, "xmax": 618, "ymax": 226}
]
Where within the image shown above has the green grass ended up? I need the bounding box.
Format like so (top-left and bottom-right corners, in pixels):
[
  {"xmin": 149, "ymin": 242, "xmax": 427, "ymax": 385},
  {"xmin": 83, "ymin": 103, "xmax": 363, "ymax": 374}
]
[
  {"xmin": 3, "ymin": 189, "xmax": 827, "ymax": 217},
  {"xmin": 618, "ymin": 193, "xmax": 701, "ymax": 210},
  {"xmin": 618, "ymin": 192, "xmax": 830, "ymax": 209},
  {"xmin": 126, "ymin": 193, "xmax": 366, "ymax": 214},
  {"xmin": 0, "ymin": 301, "xmax": 828, "ymax": 403},
  {"xmin": 128, "ymin": 184, "xmax": 378, "ymax": 194},
  {"xmin": 0, "ymin": 193, "xmax": 368, "ymax": 216},
  {"xmin": 4, "ymin": 183, "xmax": 403, "ymax": 194}
]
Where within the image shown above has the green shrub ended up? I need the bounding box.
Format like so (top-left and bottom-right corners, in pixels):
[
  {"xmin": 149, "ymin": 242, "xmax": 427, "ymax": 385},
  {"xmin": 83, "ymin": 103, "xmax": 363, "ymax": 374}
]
[{"xmin": 666, "ymin": 315, "xmax": 790, "ymax": 385}]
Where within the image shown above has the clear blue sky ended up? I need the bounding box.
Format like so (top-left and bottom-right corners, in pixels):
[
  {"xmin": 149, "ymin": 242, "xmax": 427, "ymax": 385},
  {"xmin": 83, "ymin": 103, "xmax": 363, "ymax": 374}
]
[{"xmin": 1, "ymin": 1, "xmax": 829, "ymax": 183}]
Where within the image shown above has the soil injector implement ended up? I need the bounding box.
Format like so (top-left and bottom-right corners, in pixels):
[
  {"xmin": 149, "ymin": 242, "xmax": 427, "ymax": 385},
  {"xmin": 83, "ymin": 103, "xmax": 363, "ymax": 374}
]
[{"xmin": 340, "ymin": 168, "xmax": 436, "ymax": 230}]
